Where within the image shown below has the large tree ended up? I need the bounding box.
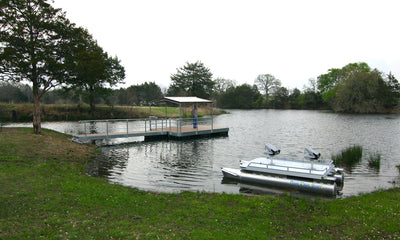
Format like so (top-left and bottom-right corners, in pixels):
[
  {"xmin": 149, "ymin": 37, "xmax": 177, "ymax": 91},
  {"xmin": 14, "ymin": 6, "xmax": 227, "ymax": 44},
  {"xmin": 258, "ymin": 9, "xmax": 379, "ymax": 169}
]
[
  {"xmin": 317, "ymin": 62, "xmax": 371, "ymax": 104},
  {"xmin": 254, "ymin": 74, "xmax": 281, "ymax": 106},
  {"xmin": 270, "ymin": 86, "xmax": 289, "ymax": 109},
  {"xmin": 386, "ymin": 72, "xmax": 400, "ymax": 106},
  {"xmin": 217, "ymin": 84, "xmax": 262, "ymax": 109},
  {"xmin": 0, "ymin": 0, "xmax": 77, "ymax": 133},
  {"xmin": 317, "ymin": 62, "xmax": 399, "ymax": 113},
  {"xmin": 213, "ymin": 78, "xmax": 236, "ymax": 95},
  {"xmin": 69, "ymin": 29, "xmax": 125, "ymax": 113},
  {"xmin": 333, "ymin": 70, "xmax": 394, "ymax": 113},
  {"xmin": 124, "ymin": 82, "xmax": 163, "ymax": 106},
  {"xmin": 169, "ymin": 61, "xmax": 214, "ymax": 99},
  {"xmin": 300, "ymin": 78, "xmax": 324, "ymax": 109}
]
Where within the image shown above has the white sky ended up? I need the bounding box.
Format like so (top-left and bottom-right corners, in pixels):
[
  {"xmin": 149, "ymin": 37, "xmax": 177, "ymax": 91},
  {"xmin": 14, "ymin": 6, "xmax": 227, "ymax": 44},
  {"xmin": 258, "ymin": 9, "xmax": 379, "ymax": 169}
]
[{"xmin": 53, "ymin": 0, "xmax": 400, "ymax": 90}]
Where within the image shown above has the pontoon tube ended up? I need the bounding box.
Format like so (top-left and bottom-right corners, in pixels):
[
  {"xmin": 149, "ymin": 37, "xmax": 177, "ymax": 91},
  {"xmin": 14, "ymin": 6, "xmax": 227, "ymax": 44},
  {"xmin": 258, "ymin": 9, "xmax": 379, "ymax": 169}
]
[{"xmin": 222, "ymin": 168, "xmax": 337, "ymax": 195}]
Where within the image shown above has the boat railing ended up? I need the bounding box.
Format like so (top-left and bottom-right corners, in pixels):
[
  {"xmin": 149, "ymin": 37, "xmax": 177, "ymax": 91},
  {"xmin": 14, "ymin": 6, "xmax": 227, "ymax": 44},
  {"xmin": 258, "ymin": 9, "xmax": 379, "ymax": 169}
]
[{"xmin": 244, "ymin": 160, "xmax": 335, "ymax": 178}]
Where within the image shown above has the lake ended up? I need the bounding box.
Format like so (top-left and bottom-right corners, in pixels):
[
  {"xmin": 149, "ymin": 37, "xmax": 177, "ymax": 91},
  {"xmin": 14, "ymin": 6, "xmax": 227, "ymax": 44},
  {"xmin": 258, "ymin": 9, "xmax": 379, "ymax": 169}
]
[{"xmin": 7, "ymin": 109, "xmax": 400, "ymax": 198}]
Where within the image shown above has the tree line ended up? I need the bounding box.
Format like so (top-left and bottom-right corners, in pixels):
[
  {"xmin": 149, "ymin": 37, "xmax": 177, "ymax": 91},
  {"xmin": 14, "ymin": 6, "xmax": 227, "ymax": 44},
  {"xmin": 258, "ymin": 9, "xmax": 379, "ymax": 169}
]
[
  {"xmin": 0, "ymin": 59, "xmax": 329, "ymax": 111},
  {"xmin": 2, "ymin": 61, "xmax": 399, "ymax": 114}
]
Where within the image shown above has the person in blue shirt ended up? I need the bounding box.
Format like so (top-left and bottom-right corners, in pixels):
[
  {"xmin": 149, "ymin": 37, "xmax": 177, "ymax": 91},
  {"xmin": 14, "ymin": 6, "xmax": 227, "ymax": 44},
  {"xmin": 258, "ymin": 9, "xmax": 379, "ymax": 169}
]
[{"xmin": 191, "ymin": 106, "xmax": 198, "ymax": 128}]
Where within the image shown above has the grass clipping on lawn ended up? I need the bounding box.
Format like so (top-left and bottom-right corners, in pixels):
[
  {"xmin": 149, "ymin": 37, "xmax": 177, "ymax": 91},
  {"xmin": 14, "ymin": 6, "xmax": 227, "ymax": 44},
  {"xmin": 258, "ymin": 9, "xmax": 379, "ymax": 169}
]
[{"xmin": 0, "ymin": 128, "xmax": 399, "ymax": 239}]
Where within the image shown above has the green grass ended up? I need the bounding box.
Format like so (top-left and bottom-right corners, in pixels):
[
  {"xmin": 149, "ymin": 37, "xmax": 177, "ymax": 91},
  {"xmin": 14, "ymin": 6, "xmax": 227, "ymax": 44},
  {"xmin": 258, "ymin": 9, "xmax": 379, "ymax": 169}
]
[{"xmin": 1, "ymin": 128, "xmax": 400, "ymax": 239}]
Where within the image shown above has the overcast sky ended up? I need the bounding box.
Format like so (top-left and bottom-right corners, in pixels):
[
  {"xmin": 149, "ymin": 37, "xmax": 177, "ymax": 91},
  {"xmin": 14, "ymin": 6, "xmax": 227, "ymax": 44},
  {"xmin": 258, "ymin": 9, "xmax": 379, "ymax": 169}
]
[{"xmin": 53, "ymin": 0, "xmax": 400, "ymax": 90}]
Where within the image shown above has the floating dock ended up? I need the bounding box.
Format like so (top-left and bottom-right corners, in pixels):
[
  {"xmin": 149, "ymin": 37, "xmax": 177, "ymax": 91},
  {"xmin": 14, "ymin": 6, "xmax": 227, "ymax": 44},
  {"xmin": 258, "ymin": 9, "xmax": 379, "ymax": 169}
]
[
  {"xmin": 73, "ymin": 120, "xmax": 229, "ymax": 141},
  {"xmin": 73, "ymin": 96, "xmax": 229, "ymax": 142}
]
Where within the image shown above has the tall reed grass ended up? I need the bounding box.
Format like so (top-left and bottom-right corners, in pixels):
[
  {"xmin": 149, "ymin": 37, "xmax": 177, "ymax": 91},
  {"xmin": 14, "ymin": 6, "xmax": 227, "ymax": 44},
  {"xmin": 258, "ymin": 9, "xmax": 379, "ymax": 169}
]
[
  {"xmin": 332, "ymin": 145, "xmax": 363, "ymax": 169},
  {"xmin": 367, "ymin": 152, "xmax": 381, "ymax": 170}
]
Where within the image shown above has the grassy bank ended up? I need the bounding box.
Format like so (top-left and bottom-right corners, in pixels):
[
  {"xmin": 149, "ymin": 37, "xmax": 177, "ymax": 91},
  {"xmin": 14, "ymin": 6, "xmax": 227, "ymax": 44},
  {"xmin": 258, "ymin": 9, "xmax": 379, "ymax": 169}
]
[
  {"xmin": 0, "ymin": 103, "xmax": 223, "ymax": 122},
  {"xmin": 1, "ymin": 128, "xmax": 399, "ymax": 239}
]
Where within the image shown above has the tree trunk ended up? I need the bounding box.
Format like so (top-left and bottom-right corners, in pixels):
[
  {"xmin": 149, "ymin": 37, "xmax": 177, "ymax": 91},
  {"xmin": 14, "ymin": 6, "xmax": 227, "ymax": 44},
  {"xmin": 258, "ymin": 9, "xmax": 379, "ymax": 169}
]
[
  {"xmin": 90, "ymin": 100, "xmax": 95, "ymax": 115},
  {"xmin": 32, "ymin": 77, "xmax": 42, "ymax": 134},
  {"xmin": 89, "ymin": 87, "xmax": 96, "ymax": 115},
  {"xmin": 33, "ymin": 94, "xmax": 41, "ymax": 134},
  {"xmin": 77, "ymin": 94, "xmax": 82, "ymax": 113}
]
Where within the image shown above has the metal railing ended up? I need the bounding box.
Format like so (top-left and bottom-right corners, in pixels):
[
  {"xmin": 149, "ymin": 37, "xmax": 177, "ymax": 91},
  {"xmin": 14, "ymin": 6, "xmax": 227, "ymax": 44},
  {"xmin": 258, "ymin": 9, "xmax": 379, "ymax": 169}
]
[{"xmin": 78, "ymin": 117, "xmax": 215, "ymax": 137}]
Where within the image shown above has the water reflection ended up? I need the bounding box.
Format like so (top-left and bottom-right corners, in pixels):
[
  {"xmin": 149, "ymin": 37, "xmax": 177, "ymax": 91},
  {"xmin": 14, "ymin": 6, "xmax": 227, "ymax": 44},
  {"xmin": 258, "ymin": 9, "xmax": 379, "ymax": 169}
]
[
  {"xmin": 90, "ymin": 139, "xmax": 223, "ymax": 193},
  {"xmin": 87, "ymin": 145, "xmax": 129, "ymax": 177},
  {"xmin": 236, "ymin": 182, "xmax": 337, "ymax": 199},
  {"xmin": 88, "ymin": 122, "xmax": 98, "ymax": 134}
]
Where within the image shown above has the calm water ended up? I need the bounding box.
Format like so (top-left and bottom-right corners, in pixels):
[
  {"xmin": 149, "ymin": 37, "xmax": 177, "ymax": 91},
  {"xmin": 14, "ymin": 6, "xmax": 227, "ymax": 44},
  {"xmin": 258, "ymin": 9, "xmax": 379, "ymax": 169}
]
[{"xmin": 7, "ymin": 110, "xmax": 400, "ymax": 197}]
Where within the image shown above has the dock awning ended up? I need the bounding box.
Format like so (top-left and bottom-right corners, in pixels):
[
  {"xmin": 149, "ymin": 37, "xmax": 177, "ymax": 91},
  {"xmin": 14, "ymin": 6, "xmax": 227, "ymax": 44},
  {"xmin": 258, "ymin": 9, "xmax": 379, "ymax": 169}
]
[
  {"xmin": 149, "ymin": 96, "xmax": 214, "ymax": 120},
  {"xmin": 150, "ymin": 96, "xmax": 213, "ymax": 104}
]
